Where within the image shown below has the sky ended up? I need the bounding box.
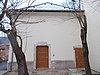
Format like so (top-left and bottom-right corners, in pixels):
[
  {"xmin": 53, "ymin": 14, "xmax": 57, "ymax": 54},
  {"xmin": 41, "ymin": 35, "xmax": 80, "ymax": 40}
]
[
  {"xmin": 18, "ymin": 0, "xmax": 79, "ymax": 10},
  {"xmin": 18, "ymin": 0, "xmax": 65, "ymax": 8},
  {"xmin": 27, "ymin": 0, "xmax": 64, "ymax": 4},
  {"xmin": 35, "ymin": 0, "xmax": 63, "ymax": 3}
]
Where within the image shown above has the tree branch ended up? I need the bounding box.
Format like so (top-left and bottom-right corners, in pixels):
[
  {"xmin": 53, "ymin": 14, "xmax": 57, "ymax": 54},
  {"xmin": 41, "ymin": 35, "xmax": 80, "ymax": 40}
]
[
  {"xmin": 0, "ymin": 0, "xmax": 8, "ymax": 21},
  {"xmin": 16, "ymin": 20, "xmax": 45, "ymax": 24},
  {"xmin": 17, "ymin": 35, "xmax": 22, "ymax": 48},
  {"xmin": 6, "ymin": 9, "xmax": 17, "ymax": 33}
]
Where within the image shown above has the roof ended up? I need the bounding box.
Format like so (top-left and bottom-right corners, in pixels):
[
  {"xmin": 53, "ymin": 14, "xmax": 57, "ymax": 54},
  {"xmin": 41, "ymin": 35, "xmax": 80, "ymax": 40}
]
[
  {"xmin": 10, "ymin": 2, "xmax": 84, "ymax": 13},
  {"xmin": 10, "ymin": 9, "xmax": 84, "ymax": 13}
]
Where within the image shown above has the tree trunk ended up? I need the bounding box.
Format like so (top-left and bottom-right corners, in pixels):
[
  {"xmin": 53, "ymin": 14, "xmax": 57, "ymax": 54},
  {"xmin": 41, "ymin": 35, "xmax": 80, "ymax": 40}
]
[
  {"xmin": 81, "ymin": 28, "xmax": 92, "ymax": 75},
  {"xmin": 7, "ymin": 31, "xmax": 29, "ymax": 75}
]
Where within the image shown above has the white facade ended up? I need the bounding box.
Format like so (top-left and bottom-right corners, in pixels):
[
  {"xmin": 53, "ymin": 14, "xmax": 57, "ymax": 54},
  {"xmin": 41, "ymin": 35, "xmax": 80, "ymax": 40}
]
[
  {"xmin": 8, "ymin": 9, "xmax": 100, "ymax": 72},
  {"xmin": 83, "ymin": 1, "xmax": 100, "ymax": 72},
  {"xmin": 15, "ymin": 11, "xmax": 82, "ymax": 63}
]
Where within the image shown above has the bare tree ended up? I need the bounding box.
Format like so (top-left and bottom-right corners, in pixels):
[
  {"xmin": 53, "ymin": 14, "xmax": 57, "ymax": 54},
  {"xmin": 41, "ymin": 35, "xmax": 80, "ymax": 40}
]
[
  {"xmin": 0, "ymin": 0, "xmax": 95, "ymax": 75},
  {"xmin": 77, "ymin": 14, "xmax": 92, "ymax": 75},
  {"xmin": 72, "ymin": 1, "xmax": 92, "ymax": 75},
  {"xmin": 61, "ymin": 0, "xmax": 92, "ymax": 75},
  {"xmin": 0, "ymin": 0, "xmax": 36, "ymax": 75}
]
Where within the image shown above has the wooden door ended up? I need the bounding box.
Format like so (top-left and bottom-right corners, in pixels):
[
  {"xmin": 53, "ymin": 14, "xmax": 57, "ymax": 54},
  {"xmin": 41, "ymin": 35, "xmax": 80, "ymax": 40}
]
[
  {"xmin": 75, "ymin": 48, "xmax": 85, "ymax": 68},
  {"xmin": 36, "ymin": 46, "xmax": 49, "ymax": 69}
]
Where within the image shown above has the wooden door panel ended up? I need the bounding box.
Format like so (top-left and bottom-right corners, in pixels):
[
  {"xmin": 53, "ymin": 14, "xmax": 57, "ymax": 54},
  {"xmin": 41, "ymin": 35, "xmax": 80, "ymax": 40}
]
[
  {"xmin": 75, "ymin": 48, "xmax": 85, "ymax": 68},
  {"xmin": 37, "ymin": 62, "xmax": 48, "ymax": 68},
  {"xmin": 36, "ymin": 46, "xmax": 49, "ymax": 68},
  {"xmin": 37, "ymin": 58, "xmax": 48, "ymax": 61}
]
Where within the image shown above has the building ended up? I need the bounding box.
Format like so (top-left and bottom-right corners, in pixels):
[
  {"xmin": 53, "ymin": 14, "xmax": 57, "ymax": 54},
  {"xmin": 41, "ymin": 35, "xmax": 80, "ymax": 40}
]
[
  {"xmin": 8, "ymin": 1, "xmax": 100, "ymax": 73},
  {"xmin": 0, "ymin": 37, "xmax": 9, "ymax": 61},
  {"xmin": 8, "ymin": 9, "xmax": 85, "ymax": 69},
  {"xmin": 0, "ymin": 37, "xmax": 9, "ymax": 70}
]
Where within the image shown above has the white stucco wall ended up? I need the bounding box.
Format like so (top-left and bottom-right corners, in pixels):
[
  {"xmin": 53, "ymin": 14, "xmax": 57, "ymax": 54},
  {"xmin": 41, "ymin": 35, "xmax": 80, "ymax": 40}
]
[
  {"xmin": 7, "ymin": 1, "xmax": 100, "ymax": 72},
  {"xmin": 15, "ymin": 12, "xmax": 82, "ymax": 62},
  {"xmin": 8, "ymin": 9, "xmax": 100, "ymax": 72},
  {"xmin": 84, "ymin": 1, "xmax": 100, "ymax": 72}
]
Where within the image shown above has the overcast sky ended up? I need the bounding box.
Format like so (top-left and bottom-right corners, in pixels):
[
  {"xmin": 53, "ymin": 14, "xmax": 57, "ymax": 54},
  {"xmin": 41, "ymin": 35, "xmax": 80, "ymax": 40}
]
[
  {"xmin": 18, "ymin": 0, "xmax": 64, "ymax": 8},
  {"xmin": 35, "ymin": 0, "xmax": 63, "ymax": 3},
  {"xmin": 27, "ymin": 0, "xmax": 63, "ymax": 4}
]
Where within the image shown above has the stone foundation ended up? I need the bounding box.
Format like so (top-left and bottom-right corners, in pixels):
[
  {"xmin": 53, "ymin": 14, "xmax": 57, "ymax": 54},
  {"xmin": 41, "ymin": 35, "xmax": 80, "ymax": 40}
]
[
  {"xmin": 7, "ymin": 60, "xmax": 75, "ymax": 71},
  {"xmin": 51, "ymin": 60, "xmax": 75, "ymax": 69}
]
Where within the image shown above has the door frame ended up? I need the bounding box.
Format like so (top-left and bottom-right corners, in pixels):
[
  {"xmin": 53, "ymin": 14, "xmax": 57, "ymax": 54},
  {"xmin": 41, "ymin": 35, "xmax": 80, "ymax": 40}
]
[{"xmin": 34, "ymin": 42, "xmax": 51, "ymax": 69}]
